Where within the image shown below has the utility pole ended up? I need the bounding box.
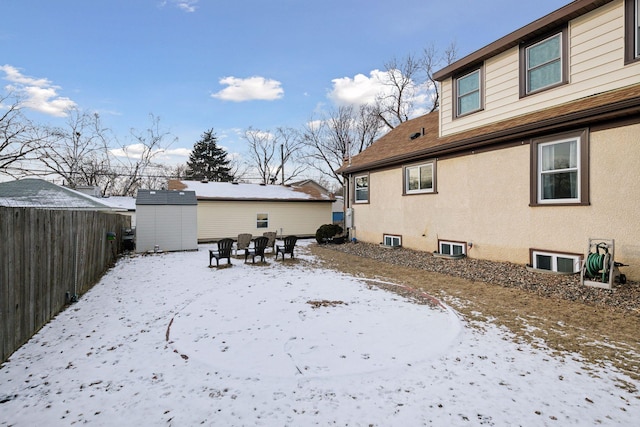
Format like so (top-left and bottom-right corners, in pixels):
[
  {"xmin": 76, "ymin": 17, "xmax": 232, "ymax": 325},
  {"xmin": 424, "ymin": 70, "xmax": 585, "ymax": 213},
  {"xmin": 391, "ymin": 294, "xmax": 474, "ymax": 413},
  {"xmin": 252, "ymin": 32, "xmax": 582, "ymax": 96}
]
[{"xmin": 280, "ymin": 143, "xmax": 284, "ymax": 185}]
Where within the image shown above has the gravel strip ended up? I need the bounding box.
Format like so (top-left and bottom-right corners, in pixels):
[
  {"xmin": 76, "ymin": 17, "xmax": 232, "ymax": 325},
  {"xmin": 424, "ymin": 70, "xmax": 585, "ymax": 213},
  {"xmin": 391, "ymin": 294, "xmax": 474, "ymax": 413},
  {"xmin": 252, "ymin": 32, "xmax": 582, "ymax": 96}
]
[{"xmin": 322, "ymin": 242, "xmax": 640, "ymax": 314}]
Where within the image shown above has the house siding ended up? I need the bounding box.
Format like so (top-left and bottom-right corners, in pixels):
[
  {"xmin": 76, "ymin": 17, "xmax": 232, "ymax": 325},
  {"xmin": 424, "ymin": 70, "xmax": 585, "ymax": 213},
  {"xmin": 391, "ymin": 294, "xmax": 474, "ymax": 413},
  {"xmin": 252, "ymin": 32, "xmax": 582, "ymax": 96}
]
[
  {"xmin": 197, "ymin": 201, "xmax": 332, "ymax": 241},
  {"xmin": 351, "ymin": 122, "xmax": 640, "ymax": 280},
  {"xmin": 440, "ymin": 0, "xmax": 640, "ymax": 137}
]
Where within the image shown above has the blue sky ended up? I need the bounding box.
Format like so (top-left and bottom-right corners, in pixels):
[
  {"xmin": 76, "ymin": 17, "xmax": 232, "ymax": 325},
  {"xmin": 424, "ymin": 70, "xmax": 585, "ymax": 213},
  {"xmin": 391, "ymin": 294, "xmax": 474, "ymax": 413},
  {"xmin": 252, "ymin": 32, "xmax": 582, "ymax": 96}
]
[{"xmin": 2, "ymin": 0, "xmax": 569, "ymax": 168}]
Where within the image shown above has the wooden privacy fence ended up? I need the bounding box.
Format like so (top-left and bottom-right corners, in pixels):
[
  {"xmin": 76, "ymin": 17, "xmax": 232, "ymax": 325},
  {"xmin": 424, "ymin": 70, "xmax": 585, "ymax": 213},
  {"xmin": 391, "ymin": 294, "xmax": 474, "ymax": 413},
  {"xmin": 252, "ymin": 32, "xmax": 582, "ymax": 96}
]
[{"xmin": 0, "ymin": 207, "xmax": 130, "ymax": 363}]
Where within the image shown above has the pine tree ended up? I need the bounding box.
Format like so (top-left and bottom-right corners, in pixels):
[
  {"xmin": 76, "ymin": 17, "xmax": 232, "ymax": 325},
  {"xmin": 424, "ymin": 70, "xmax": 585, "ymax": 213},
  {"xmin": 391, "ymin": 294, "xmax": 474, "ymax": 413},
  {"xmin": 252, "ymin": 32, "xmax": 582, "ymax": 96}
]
[{"xmin": 186, "ymin": 129, "xmax": 234, "ymax": 182}]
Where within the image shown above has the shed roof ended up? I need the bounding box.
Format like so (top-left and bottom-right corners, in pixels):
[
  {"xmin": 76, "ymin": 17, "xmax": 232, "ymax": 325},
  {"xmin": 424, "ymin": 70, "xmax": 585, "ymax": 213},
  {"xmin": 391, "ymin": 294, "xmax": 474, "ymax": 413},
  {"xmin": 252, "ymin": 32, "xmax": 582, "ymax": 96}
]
[
  {"xmin": 0, "ymin": 178, "xmax": 116, "ymax": 210},
  {"xmin": 168, "ymin": 180, "xmax": 334, "ymax": 202},
  {"xmin": 136, "ymin": 190, "xmax": 197, "ymax": 205}
]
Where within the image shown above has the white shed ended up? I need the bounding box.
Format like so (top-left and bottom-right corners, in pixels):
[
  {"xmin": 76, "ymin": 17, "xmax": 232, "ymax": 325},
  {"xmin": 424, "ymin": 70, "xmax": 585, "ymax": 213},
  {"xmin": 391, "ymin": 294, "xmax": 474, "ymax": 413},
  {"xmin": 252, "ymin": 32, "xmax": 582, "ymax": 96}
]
[{"xmin": 135, "ymin": 190, "xmax": 197, "ymax": 252}]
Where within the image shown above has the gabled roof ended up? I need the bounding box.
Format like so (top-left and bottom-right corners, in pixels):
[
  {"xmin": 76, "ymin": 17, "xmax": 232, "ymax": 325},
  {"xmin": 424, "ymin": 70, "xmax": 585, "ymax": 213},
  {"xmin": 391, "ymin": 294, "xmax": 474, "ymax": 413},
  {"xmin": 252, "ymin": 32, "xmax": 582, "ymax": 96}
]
[
  {"xmin": 0, "ymin": 178, "xmax": 116, "ymax": 210},
  {"xmin": 168, "ymin": 180, "xmax": 334, "ymax": 202},
  {"xmin": 433, "ymin": 0, "xmax": 614, "ymax": 80},
  {"xmin": 339, "ymin": 83, "xmax": 640, "ymax": 174},
  {"xmin": 136, "ymin": 190, "xmax": 197, "ymax": 205}
]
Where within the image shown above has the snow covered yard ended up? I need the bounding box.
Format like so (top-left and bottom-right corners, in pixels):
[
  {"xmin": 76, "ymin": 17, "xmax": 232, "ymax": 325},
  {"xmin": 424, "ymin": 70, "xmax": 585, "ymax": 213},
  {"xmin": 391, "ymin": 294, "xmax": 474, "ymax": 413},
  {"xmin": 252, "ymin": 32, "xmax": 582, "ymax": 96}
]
[{"xmin": 1, "ymin": 242, "xmax": 638, "ymax": 426}]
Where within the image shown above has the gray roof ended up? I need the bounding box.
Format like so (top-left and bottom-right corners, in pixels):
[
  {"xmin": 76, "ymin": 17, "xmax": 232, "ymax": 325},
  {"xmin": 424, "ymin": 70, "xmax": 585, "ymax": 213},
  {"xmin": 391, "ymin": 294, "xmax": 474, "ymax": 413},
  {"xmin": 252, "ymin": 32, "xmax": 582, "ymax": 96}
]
[
  {"xmin": 136, "ymin": 189, "xmax": 197, "ymax": 206},
  {"xmin": 0, "ymin": 178, "xmax": 115, "ymax": 210}
]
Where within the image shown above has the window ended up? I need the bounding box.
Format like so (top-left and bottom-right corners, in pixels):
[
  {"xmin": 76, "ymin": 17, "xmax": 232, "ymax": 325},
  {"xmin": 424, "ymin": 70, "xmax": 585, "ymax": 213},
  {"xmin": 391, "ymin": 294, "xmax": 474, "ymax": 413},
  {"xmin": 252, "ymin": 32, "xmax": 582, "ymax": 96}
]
[
  {"xmin": 383, "ymin": 234, "xmax": 401, "ymax": 247},
  {"xmin": 455, "ymin": 69, "xmax": 482, "ymax": 116},
  {"xmin": 520, "ymin": 29, "xmax": 567, "ymax": 96},
  {"xmin": 531, "ymin": 250, "xmax": 581, "ymax": 273},
  {"xmin": 530, "ymin": 129, "xmax": 589, "ymax": 206},
  {"xmin": 438, "ymin": 240, "xmax": 466, "ymax": 256},
  {"xmin": 624, "ymin": 0, "xmax": 640, "ymax": 62},
  {"xmin": 354, "ymin": 174, "xmax": 369, "ymax": 203},
  {"xmin": 257, "ymin": 213, "xmax": 268, "ymax": 228},
  {"xmin": 404, "ymin": 161, "xmax": 435, "ymax": 194}
]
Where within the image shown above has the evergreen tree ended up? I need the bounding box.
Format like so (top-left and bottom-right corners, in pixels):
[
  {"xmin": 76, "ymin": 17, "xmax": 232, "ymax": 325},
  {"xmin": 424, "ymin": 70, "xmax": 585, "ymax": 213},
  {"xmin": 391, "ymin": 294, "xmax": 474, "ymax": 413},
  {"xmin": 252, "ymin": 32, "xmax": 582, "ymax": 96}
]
[{"xmin": 186, "ymin": 129, "xmax": 234, "ymax": 182}]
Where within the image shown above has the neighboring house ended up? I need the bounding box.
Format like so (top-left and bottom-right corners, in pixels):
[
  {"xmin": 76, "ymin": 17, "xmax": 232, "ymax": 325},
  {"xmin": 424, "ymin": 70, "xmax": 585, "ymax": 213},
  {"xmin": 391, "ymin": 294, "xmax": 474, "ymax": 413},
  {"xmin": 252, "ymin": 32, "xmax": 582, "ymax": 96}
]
[
  {"xmin": 98, "ymin": 196, "xmax": 137, "ymax": 227},
  {"xmin": 0, "ymin": 178, "xmax": 122, "ymax": 212},
  {"xmin": 339, "ymin": 0, "xmax": 640, "ymax": 280},
  {"xmin": 168, "ymin": 180, "xmax": 334, "ymax": 241},
  {"xmin": 135, "ymin": 190, "xmax": 198, "ymax": 253}
]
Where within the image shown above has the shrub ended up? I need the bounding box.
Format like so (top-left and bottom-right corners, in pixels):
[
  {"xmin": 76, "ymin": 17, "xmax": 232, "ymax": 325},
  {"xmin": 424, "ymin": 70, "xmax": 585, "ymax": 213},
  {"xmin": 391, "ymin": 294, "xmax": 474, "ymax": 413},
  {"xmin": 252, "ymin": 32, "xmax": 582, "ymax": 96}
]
[{"xmin": 315, "ymin": 224, "xmax": 344, "ymax": 244}]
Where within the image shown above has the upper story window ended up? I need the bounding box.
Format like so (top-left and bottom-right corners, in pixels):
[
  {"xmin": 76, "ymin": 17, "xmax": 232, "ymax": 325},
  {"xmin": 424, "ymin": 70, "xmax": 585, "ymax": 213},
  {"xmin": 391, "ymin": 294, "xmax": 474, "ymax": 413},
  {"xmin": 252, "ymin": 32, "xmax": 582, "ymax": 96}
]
[
  {"xmin": 624, "ymin": 0, "xmax": 640, "ymax": 63},
  {"xmin": 530, "ymin": 129, "xmax": 589, "ymax": 206},
  {"xmin": 354, "ymin": 174, "xmax": 369, "ymax": 203},
  {"xmin": 404, "ymin": 161, "xmax": 435, "ymax": 195},
  {"xmin": 520, "ymin": 28, "xmax": 567, "ymax": 96},
  {"xmin": 455, "ymin": 68, "xmax": 482, "ymax": 117}
]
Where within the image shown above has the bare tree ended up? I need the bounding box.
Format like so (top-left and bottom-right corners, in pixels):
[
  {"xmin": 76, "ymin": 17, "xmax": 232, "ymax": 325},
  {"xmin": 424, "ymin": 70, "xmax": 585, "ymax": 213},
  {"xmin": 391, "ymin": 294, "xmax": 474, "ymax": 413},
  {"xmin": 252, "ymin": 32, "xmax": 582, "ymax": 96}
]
[
  {"xmin": 111, "ymin": 114, "xmax": 177, "ymax": 196},
  {"xmin": 302, "ymin": 104, "xmax": 382, "ymax": 186},
  {"xmin": 0, "ymin": 93, "xmax": 48, "ymax": 177},
  {"xmin": 243, "ymin": 127, "xmax": 305, "ymax": 185},
  {"xmin": 376, "ymin": 42, "xmax": 458, "ymax": 130},
  {"xmin": 38, "ymin": 108, "xmax": 113, "ymax": 191}
]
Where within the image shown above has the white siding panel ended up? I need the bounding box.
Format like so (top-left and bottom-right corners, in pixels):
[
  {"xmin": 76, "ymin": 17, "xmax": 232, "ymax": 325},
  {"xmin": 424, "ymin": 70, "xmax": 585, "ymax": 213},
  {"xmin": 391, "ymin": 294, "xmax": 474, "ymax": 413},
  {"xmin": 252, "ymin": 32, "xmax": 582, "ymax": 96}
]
[
  {"xmin": 197, "ymin": 201, "xmax": 332, "ymax": 241},
  {"xmin": 440, "ymin": 1, "xmax": 638, "ymax": 138}
]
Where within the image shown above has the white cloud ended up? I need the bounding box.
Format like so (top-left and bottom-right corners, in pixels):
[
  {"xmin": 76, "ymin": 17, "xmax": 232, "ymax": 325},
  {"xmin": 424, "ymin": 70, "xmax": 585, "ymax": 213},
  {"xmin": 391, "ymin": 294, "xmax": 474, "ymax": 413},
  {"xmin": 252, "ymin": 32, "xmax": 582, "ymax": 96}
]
[
  {"xmin": 0, "ymin": 64, "xmax": 76, "ymax": 117},
  {"xmin": 109, "ymin": 144, "xmax": 191, "ymax": 166},
  {"xmin": 158, "ymin": 0, "xmax": 198, "ymax": 12},
  {"xmin": 211, "ymin": 76, "xmax": 284, "ymax": 102},
  {"xmin": 327, "ymin": 69, "xmax": 390, "ymax": 107}
]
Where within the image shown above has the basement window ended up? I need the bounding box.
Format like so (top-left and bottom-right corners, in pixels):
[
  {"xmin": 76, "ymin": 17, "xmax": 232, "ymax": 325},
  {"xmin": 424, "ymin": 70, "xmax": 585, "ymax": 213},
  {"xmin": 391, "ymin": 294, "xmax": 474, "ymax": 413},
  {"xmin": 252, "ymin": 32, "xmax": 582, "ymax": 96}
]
[
  {"xmin": 438, "ymin": 240, "xmax": 466, "ymax": 256},
  {"xmin": 531, "ymin": 250, "xmax": 581, "ymax": 273},
  {"xmin": 383, "ymin": 234, "xmax": 401, "ymax": 247}
]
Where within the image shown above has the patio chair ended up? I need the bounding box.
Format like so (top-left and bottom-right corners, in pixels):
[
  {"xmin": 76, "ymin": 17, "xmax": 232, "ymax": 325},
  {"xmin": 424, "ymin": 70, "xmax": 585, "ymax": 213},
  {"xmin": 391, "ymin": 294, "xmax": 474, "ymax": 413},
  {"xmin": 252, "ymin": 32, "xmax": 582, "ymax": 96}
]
[
  {"xmin": 262, "ymin": 231, "xmax": 276, "ymax": 253},
  {"xmin": 245, "ymin": 236, "xmax": 269, "ymax": 264},
  {"xmin": 234, "ymin": 233, "xmax": 252, "ymax": 256},
  {"xmin": 209, "ymin": 238, "xmax": 234, "ymax": 267},
  {"xmin": 276, "ymin": 235, "xmax": 298, "ymax": 260}
]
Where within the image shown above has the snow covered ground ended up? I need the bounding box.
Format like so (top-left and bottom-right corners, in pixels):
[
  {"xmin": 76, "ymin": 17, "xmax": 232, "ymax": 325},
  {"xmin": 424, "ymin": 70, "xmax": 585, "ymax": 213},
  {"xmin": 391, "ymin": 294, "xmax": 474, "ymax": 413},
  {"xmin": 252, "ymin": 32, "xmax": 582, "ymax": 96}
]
[{"xmin": 1, "ymin": 242, "xmax": 638, "ymax": 426}]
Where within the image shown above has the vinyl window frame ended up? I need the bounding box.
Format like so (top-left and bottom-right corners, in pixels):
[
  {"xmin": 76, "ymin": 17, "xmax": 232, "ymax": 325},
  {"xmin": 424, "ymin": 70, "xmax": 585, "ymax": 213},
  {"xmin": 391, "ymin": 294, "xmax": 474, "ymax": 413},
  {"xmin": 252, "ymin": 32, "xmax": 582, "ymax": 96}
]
[
  {"xmin": 403, "ymin": 160, "xmax": 436, "ymax": 195},
  {"xmin": 256, "ymin": 213, "xmax": 269, "ymax": 228},
  {"xmin": 624, "ymin": 0, "xmax": 640, "ymax": 63},
  {"xmin": 530, "ymin": 249, "xmax": 582, "ymax": 274},
  {"xmin": 353, "ymin": 173, "xmax": 369, "ymax": 204},
  {"xmin": 530, "ymin": 129, "xmax": 589, "ymax": 206},
  {"xmin": 383, "ymin": 234, "xmax": 402, "ymax": 247},
  {"xmin": 438, "ymin": 240, "xmax": 466, "ymax": 256},
  {"xmin": 520, "ymin": 27, "xmax": 568, "ymax": 97},
  {"xmin": 453, "ymin": 67, "xmax": 483, "ymax": 117}
]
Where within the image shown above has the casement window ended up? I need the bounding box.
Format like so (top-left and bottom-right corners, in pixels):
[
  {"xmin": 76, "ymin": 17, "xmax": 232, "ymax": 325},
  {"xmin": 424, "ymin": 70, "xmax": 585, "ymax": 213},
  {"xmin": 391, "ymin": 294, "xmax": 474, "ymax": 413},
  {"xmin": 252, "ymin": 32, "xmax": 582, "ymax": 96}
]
[
  {"xmin": 530, "ymin": 129, "xmax": 589, "ymax": 206},
  {"xmin": 521, "ymin": 29, "xmax": 567, "ymax": 96},
  {"xmin": 354, "ymin": 174, "xmax": 369, "ymax": 203},
  {"xmin": 438, "ymin": 240, "xmax": 466, "ymax": 256},
  {"xmin": 404, "ymin": 161, "xmax": 435, "ymax": 194},
  {"xmin": 531, "ymin": 250, "xmax": 581, "ymax": 273},
  {"xmin": 257, "ymin": 213, "xmax": 268, "ymax": 228},
  {"xmin": 624, "ymin": 0, "xmax": 640, "ymax": 63},
  {"xmin": 455, "ymin": 68, "xmax": 482, "ymax": 116},
  {"xmin": 383, "ymin": 234, "xmax": 401, "ymax": 247}
]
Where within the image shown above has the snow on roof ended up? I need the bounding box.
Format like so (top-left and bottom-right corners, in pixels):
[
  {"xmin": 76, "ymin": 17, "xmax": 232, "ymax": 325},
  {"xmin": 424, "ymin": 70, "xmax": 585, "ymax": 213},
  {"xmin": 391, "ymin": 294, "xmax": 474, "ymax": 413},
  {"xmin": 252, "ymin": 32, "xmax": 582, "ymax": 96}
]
[
  {"xmin": 169, "ymin": 180, "xmax": 333, "ymax": 202},
  {"xmin": 0, "ymin": 178, "xmax": 117, "ymax": 210},
  {"xmin": 98, "ymin": 195, "xmax": 137, "ymax": 211}
]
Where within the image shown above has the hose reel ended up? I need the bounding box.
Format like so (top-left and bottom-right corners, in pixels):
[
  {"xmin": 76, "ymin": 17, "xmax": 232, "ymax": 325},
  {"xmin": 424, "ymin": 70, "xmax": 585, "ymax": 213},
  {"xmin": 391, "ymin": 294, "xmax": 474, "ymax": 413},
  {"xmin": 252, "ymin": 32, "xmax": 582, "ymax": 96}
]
[{"xmin": 581, "ymin": 239, "xmax": 627, "ymax": 289}]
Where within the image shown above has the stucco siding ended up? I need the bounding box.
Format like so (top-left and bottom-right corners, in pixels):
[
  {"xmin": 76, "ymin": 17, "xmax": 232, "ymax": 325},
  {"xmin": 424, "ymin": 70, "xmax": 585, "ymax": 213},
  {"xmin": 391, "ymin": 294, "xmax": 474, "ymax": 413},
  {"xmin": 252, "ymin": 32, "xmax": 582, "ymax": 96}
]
[
  {"xmin": 439, "ymin": 0, "xmax": 640, "ymax": 137},
  {"xmin": 352, "ymin": 122, "xmax": 640, "ymax": 280},
  {"xmin": 197, "ymin": 201, "xmax": 332, "ymax": 241}
]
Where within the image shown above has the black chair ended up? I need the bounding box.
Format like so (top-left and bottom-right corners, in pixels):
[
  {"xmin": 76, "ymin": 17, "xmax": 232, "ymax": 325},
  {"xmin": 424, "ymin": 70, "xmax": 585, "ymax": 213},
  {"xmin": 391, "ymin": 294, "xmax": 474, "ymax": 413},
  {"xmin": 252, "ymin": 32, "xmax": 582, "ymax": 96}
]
[
  {"xmin": 276, "ymin": 235, "xmax": 298, "ymax": 260},
  {"xmin": 209, "ymin": 238, "xmax": 234, "ymax": 267},
  {"xmin": 245, "ymin": 236, "xmax": 269, "ymax": 264}
]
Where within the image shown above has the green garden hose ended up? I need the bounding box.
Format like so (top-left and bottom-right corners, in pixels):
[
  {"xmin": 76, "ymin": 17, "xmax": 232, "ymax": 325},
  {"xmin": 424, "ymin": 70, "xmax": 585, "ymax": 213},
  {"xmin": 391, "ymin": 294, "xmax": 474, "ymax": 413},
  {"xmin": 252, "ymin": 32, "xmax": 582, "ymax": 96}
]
[{"xmin": 585, "ymin": 243, "xmax": 610, "ymax": 282}]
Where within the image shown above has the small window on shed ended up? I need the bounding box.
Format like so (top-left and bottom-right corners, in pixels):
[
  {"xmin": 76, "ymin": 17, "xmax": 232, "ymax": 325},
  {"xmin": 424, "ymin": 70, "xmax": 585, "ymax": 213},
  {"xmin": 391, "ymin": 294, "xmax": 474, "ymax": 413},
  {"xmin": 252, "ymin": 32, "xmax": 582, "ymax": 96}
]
[{"xmin": 257, "ymin": 213, "xmax": 269, "ymax": 228}]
